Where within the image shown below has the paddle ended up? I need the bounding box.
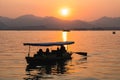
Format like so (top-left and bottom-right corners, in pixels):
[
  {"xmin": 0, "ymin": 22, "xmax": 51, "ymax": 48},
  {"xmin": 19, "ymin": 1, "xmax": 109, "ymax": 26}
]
[{"xmin": 73, "ymin": 52, "xmax": 87, "ymax": 56}]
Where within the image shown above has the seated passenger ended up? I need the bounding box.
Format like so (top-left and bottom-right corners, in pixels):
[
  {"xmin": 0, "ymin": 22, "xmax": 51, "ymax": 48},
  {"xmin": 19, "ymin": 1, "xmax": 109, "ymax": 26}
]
[
  {"xmin": 38, "ymin": 49, "xmax": 43, "ymax": 56},
  {"xmin": 56, "ymin": 47, "xmax": 61, "ymax": 56},
  {"xmin": 45, "ymin": 48, "xmax": 50, "ymax": 55},
  {"xmin": 38, "ymin": 49, "xmax": 43, "ymax": 53}
]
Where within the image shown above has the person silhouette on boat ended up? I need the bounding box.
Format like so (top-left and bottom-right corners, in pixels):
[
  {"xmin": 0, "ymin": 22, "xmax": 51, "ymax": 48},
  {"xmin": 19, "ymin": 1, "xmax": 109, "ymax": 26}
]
[
  {"xmin": 39, "ymin": 49, "xmax": 43, "ymax": 52},
  {"xmin": 57, "ymin": 47, "xmax": 60, "ymax": 52},
  {"xmin": 34, "ymin": 49, "xmax": 43, "ymax": 57},
  {"xmin": 45, "ymin": 48, "xmax": 50, "ymax": 55},
  {"xmin": 60, "ymin": 45, "xmax": 66, "ymax": 53},
  {"xmin": 56, "ymin": 47, "xmax": 61, "ymax": 56}
]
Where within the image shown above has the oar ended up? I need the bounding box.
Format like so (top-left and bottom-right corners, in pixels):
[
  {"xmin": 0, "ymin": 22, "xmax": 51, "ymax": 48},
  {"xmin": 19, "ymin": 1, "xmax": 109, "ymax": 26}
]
[{"xmin": 73, "ymin": 52, "xmax": 87, "ymax": 56}]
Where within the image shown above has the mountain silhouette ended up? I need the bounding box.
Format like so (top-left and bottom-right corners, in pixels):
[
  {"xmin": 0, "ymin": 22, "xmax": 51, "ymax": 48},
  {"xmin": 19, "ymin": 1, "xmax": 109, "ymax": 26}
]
[
  {"xmin": 0, "ymin": 15, "xmax": 120, "ymax": 30},
  {"xmin": 91, "ymin": 16, "xmax": 120, "ymax": 30},
  {"xmin": 0, "ymin": 21, "xmax": 7, "ymax": 29}
]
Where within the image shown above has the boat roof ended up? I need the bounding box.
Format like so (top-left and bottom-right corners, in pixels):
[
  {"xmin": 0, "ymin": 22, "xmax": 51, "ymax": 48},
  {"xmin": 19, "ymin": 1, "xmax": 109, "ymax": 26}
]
[{"xmin": 23, "ymin": 41, "xmax": 74, "ymax": 46}]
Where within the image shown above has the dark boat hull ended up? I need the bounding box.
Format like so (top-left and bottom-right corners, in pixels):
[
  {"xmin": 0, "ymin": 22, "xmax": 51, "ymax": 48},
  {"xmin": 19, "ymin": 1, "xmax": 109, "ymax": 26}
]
[{"xmin": 26, "ymin": 53, "xmax": 72, "ymax": 65}]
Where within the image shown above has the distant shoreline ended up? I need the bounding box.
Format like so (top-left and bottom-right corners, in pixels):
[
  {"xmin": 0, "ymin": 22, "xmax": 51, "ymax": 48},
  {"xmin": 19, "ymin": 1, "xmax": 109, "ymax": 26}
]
[{"xmin": 0, "ymin": 29, "xmax": 120, "ymax": 31}]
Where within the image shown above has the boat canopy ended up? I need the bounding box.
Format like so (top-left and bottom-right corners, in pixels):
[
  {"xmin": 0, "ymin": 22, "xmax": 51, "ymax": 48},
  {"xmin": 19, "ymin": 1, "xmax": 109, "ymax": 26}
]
[{"xmin": 23, "ymin": 41, "xmax": 74, "ymax": 46}]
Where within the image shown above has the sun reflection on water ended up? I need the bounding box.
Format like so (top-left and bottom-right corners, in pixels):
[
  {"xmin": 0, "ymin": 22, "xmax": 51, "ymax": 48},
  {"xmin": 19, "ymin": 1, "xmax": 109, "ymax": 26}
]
[
  {"xmin": 62, "ymin": 31, "xmax": 67, "ymax": 41},
  {"xmin": 62, "ymin": 31, "xmax": 68, "ymax": 50}
]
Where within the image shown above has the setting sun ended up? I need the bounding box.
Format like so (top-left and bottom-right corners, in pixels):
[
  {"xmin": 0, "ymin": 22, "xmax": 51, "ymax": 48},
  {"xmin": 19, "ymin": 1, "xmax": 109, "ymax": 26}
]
[{"xmin": 60, "ymin": 8, "xmax": 70, "ymax": 17}]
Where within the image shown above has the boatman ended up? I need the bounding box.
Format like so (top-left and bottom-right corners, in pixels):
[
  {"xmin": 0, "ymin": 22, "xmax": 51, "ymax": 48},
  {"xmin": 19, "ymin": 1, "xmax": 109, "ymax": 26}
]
[{"xmin": 60, "ymin": 45, "xmax": 66, "ymax": 53}]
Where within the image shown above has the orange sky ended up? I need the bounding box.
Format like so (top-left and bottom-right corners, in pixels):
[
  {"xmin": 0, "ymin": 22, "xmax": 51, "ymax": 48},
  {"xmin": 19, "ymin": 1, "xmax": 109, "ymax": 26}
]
[{"xmin": 0, "ymin": 0, "xmax": 120, "ymax": 21}]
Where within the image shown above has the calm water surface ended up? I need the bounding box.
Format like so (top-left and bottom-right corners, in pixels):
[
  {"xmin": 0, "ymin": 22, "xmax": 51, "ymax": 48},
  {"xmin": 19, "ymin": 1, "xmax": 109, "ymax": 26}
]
[{"xmin": 0, "ymin": 31, "xmax": 120, "ymax": 80}]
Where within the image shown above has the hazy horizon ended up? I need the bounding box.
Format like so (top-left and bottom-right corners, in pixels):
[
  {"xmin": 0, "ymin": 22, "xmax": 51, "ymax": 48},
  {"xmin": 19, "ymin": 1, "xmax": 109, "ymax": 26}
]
[{"xmin": 0, "ymin": 0, "xmax": 120, "ymax": 21}]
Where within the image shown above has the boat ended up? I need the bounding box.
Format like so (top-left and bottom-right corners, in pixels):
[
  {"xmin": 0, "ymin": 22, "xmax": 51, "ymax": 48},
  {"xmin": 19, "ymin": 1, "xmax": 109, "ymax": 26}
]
[
  {"xmin": 63, "ymin": 29, "xmax": 70, "ymax": 32},
  {"xmin": 23, "ymin": 41, "xmax": 75, "ymax": 65},
  {"xmin": 112, "ymin": 31, "xmax": 116, "ymax": 34}
]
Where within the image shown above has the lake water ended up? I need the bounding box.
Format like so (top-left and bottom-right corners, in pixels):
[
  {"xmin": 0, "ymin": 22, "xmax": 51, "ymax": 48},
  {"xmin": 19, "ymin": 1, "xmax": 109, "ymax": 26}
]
[{"xmin": 0, "ymin": 31, "xmax": 120, "ymax": 80}]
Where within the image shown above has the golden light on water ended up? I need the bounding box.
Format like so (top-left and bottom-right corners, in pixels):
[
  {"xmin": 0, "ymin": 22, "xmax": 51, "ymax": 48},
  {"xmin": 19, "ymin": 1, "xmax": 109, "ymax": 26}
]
[{"xmin": 62, "ymin": 31, "xmax": 67, "ymax": 41}]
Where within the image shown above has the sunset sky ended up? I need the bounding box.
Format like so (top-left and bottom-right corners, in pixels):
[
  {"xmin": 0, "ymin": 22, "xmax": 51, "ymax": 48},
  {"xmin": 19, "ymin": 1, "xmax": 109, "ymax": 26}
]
[{"xmin": 0, "ymin": 0, "xmax": 120, "ymax": 21}]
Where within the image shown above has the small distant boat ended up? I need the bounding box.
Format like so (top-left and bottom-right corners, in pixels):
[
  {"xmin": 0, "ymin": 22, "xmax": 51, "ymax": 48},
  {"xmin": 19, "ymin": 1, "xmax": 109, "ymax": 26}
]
[
  {"xmin": 23, "ymin": 41, "xmax": 75, "ymax": 65},
  {"xmin": 63, "ymin": 30, "xmax": 70, "ymax": 32},
  {"xmin": 113, "ymin": 31, "xmax": 116, "ymax": 34}
]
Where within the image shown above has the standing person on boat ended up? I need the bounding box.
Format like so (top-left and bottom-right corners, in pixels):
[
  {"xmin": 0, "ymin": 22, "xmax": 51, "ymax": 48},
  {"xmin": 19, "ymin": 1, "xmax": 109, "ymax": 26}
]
[
  {"xmin": 60, "ymin": 45, "xmax": 66, "ymax": 53},
  {"xmin": 57, "ymin": 47, "xmax": 59, "ymax": 50}
]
